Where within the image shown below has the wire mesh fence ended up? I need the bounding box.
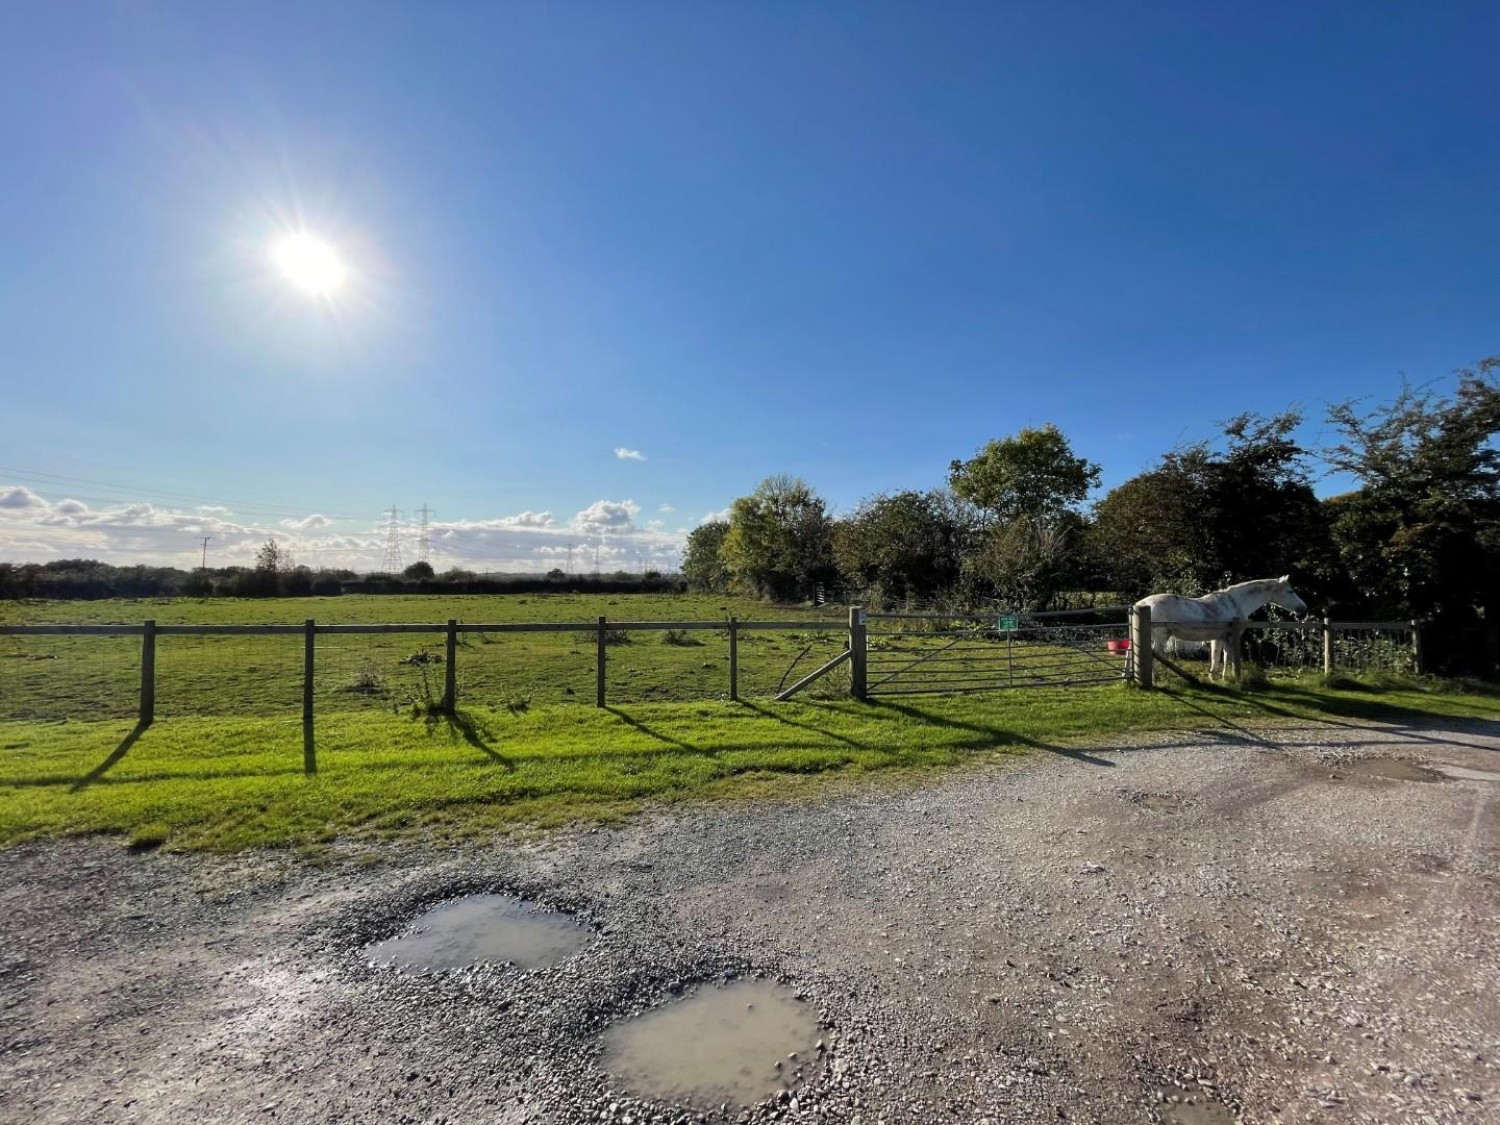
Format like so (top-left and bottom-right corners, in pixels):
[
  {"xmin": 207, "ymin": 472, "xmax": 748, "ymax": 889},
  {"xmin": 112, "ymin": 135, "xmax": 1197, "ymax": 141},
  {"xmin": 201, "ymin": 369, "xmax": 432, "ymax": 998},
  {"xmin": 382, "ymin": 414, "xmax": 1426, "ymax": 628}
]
[
  {"xmin": 154, "ymin": 633, "xmax": 303, "ymax": 719},
  {"xmin": 0, "ymin": 632, "xmax": 140, "ymax": 721},
  {"xmin": 1240, "ymin": 622, "xmax": 1418, "ymax": 678},
  {"xmin": 0, "ymin": 610, "xmax": 1429, "ymax": 724}
]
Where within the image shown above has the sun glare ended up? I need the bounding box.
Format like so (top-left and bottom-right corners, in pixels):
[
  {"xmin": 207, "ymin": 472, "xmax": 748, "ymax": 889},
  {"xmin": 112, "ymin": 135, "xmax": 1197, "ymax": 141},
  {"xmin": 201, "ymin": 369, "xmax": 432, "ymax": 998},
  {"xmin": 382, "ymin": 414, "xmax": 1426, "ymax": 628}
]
[{"xmin": 270, "ymin": 233, "xmax": 348, "ymax": 296}]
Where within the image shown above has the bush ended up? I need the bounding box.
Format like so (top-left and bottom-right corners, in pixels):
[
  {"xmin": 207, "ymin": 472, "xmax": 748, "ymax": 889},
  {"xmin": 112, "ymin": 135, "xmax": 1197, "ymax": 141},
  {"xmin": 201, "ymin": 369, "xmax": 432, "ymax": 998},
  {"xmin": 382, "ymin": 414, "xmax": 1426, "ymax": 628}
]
[{"xmin": 661, "ymin": 628, "xmax": 700, "ymax": 646}]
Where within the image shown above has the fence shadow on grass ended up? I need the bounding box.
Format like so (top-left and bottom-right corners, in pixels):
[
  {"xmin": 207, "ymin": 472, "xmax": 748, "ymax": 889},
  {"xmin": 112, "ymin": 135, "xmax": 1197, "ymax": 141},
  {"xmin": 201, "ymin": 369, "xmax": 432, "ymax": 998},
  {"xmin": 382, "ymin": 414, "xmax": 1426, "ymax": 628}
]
[
  {"xmin": 602, "ymin": 707, "xmax": 706, "ymax": 754},
  {"xmin": 734, "ymin": 700, "xmax": 869, "ymax": 750},
  {"xmin": 70, "ymin": 720, "xmax": 152, "ymax": 792},
  {"xmin": 422, "ymin": 708, "xmax": 516, "ymax": 770},
  {"xmin": 868, "ymin": 700, "xmax": 1118, "ymax": 768}
]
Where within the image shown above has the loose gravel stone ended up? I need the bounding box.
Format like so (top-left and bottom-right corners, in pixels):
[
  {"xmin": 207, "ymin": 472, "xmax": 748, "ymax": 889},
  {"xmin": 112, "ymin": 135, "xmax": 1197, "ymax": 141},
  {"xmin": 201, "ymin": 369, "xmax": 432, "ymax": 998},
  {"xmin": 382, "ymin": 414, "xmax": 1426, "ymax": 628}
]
[{"xmin": 1, "ymin": 718, "xmax": 1497, "ymax": 1123}]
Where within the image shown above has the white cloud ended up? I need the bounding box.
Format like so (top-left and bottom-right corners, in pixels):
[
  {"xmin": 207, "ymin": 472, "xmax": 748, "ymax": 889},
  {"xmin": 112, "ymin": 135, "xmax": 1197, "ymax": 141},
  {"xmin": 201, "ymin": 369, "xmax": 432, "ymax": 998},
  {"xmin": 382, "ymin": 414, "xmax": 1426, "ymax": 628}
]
[
  {"xmin": 572, "ymin": 499, "xmax": 641, "ymax": 533},
  {"xmin": 700, "ymin": 507, "xmax": 732, "ymax": 525},
  {"xmin": 497, "ymin": 510, "xmax": 555, "ymax": 528},
  {"xmin": 0, "ymin": 487, "xmax": 690, "ymax": 574},
  {"xmin": 614, "ymin": 447, "xmax": 647, "ymax": 461},
  {"xmin": 0, "ymin": 486, "xmax": 48, "ymax": 512},
  {"xmin": 657, "ymin": 504, "xmax": 675, "ymax": 513},
  {"xmin": 280, "ymin": 514, "xmax": 332, "ymax": 531}
]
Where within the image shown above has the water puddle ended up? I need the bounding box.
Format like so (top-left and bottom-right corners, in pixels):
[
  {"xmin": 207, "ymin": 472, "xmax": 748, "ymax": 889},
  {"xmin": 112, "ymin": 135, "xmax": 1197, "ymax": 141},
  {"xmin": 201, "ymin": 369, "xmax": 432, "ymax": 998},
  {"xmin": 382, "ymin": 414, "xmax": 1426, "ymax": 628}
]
[
  {"xmin": 1431, "ymin": 763, "xmax": 1500, "ymax": 783},
  {"xmin": 1156, "ymin": 1085, "xmax": 1235, "ymax": 1124},
  {"xmin": 1345, "ymin": 758, "xmax": 1441, "ymax": 783},
  {"xmin": 600, "ymin": 980, "xmax": 821, "ymax": 1108},
  {"xmin": 365, "ymin": 894, "xmax": 590, "ymax": 972}
]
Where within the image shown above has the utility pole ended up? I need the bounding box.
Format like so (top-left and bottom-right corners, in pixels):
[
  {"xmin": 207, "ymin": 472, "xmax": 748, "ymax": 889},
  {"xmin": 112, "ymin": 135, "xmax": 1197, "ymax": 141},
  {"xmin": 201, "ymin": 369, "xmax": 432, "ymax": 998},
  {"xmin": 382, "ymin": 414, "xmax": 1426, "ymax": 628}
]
[
  {"xmin": 415, "ymin": 503, "xmax": 435, "ymax": 565},
  {"xmin": 198, "ymin": 536, "xmax": 213, "ymax": 569},
  {"xmin": 380, "ymin": 505, "xmax": 405, "ymax": 573},
  {"xmin": 566, "ymin": 542, "xmax": 575, "ymax": 576}
]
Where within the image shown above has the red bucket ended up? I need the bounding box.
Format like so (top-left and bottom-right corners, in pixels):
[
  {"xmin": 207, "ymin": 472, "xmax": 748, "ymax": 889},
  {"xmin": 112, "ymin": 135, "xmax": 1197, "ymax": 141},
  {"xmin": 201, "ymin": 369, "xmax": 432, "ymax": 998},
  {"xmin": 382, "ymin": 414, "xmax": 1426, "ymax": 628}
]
[{"xmin": 1106, "ymin": 639, "xmax": 1131, "ymax": 653}]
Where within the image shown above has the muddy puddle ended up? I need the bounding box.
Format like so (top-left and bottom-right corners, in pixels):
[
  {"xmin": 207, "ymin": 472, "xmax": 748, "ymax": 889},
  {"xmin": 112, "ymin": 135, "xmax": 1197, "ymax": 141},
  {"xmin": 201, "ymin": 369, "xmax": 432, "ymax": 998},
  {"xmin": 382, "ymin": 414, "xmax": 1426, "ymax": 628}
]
[
  {"xmin": 365, "ymin": 894, "xmax": 591, "ymax": 972},
  {"xmin": 1344, "ymin": 758, "xmax": 1442, "ymax": 783},
  {"xmin": 1156, "ymin": 1084, "xmax": 1235, "ymax": 1124},
  {"xmin": 600, "ymin": 980, "xmax": 821, "ymax": 1108}
]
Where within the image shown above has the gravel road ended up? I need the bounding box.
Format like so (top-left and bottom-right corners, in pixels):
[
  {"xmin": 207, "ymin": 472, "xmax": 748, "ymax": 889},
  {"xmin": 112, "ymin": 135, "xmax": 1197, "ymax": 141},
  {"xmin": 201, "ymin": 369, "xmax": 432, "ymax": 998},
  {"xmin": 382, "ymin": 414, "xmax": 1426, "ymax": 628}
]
[{"xmin": 3, "ymin": 717, "xmax": 1497, "ymax": 1124}]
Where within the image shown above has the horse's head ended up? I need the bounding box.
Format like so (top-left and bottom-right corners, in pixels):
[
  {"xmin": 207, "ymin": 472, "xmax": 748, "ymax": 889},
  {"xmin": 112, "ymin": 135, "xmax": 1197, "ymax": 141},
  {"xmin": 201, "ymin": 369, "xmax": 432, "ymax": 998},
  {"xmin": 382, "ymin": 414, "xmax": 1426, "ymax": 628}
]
[{"xmin": 1273, "ymin": 574, "xmax": 1308, "ymax": 615}]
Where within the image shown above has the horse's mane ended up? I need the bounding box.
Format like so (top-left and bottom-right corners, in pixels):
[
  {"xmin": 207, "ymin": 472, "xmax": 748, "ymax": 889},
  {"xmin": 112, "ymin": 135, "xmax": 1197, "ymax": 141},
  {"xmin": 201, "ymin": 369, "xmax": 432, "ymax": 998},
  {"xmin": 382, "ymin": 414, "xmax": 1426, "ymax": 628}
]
[{"xmin": 1211, "ymin": 577, "xmax": 1283, "ymax": 597}]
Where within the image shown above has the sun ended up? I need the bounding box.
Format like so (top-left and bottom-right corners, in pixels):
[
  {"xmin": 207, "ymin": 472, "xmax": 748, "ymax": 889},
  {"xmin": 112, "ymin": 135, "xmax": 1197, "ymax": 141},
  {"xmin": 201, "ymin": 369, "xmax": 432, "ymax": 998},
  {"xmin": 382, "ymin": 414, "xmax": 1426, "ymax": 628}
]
[{"xmin": 270, "ymin": 232, "xmax": 348, "ymax": 296}]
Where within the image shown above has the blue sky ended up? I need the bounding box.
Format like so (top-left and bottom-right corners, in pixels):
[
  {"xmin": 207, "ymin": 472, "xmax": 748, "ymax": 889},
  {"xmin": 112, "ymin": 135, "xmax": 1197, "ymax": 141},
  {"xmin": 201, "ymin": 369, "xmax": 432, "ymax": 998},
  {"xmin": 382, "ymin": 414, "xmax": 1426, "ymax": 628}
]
[{"xmin": 2, "ymin": 2, "xmax": 1496, "ymax": 571}]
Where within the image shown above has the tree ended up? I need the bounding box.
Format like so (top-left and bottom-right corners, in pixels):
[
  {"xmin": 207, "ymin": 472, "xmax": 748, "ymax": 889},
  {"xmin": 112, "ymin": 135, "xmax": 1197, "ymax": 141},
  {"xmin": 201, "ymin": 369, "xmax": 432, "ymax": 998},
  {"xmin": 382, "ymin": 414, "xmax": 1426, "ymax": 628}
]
[
  {"xmin": 947, "ymin": 426, "xmax": 1101, "ymax": 609},
  {"xmin": 948, "ymin": 424, "xmax": 1101, "ymax": 523},
  {"xmin": 1089, "ymin": 411, "xmax": 1334, "ymax": 600},
  {"xmin": 254, "ymin": 539, "xmax": 285, "ymax": 574},
  {"xmin": 1323, "ymin": 359, "xmax": 1500, "ymax": 633},
  {"xmin": 720, "ymin": 476, "xmax": 836, "ymax": 601},
  {"xmin": 965, "ymin": 510, "xmax": 1089, "ymax": 610},
  {"xmin": 247, "ymin": 538, "xmax": 285, "ymax": 597},
  {"xmin": 682, "ymin": 520, "xmax": 731, "ymax": 594},
  {"xmin": 832, "ymin": 490, "xmax": 972, "ymax": 605},
  {"xmin": 403, "ymin": 561, "xmax": 435, "ymax": 580}
]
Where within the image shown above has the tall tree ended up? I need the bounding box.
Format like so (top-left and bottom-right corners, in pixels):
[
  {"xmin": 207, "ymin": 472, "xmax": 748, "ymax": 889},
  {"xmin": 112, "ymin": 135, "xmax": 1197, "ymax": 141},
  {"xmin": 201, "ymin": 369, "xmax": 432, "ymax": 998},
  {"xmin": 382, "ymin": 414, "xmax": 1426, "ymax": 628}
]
[
  {"xmin": 1089, "ymin": 411, "xmax": 1333, "ymax": 600},
  {"xmin": 948, "ymin": 425, "xmax": 1100, "ymax": 608},
  {"xmin": 1323, "ymin": 359, "xmax": 1500, "ymax": 629},
  {"xmin": 720, "ymin": 476, "xmax": 836, "ymax": 601},
  {"xmin": 832, "ymin": 490, "xmax": 973, "ymax": 605},
  {"xmin": 948, "ymin": 424, "xmax": 1101, "ymax": 523},
  {"xmin": 681, "ymin": 520, "xmax": 731, "ymax": 594}
]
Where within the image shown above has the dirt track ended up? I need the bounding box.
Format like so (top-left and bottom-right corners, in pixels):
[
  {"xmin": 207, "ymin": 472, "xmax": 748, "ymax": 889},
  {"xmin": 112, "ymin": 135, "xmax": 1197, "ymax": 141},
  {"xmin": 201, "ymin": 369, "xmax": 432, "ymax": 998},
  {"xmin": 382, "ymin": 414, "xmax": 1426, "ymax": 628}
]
[{"xmin": 2, "ymin": 718, "xmax": 1498, "ymax": 1124}]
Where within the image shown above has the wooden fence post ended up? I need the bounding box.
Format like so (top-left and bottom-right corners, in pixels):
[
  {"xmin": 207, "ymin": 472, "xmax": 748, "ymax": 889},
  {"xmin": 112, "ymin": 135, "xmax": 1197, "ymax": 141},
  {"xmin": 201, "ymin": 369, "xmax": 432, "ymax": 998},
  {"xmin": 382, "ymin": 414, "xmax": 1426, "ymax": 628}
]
[
  {"xmin": 1322, "ymin": 616, "xmax": 1334, "ymax": 677},
  {"xmin": 1129, "ymin": 606, "xmax": 1153, "ymax": 688},
  {"xmin": 1410, "ymin": 620, "xmax": 1423, "ymax": 675},
  {"xmin": 728, "ymin": 617, "xmax": 739, "ymax": 701},
  {"xmin": 596, "ymin": 616, "xmax": 607, "ymax": 707},
  {"xmin": 444, "ymin": 619, "xmax": 458, "ymax": 714},
  {"xmin": 139, "ymin": 619, "xmax": 156, "ymax": 724},
  {"xmin": 303, "ymin": 619, "xmax": 316, "ymax": 774},
  {"xmin": 849, "ymin": 606, "xmax": 867, "ymax": 700}
]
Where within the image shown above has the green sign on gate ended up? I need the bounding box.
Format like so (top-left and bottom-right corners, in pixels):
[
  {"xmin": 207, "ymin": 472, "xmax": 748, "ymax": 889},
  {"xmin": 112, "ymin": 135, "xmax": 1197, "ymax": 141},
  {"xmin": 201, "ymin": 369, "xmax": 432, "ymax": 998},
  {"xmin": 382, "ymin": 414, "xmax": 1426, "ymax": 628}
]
[{"xmin": 998, "ymin": 615, "xmax": 1019, "ymax": 631}]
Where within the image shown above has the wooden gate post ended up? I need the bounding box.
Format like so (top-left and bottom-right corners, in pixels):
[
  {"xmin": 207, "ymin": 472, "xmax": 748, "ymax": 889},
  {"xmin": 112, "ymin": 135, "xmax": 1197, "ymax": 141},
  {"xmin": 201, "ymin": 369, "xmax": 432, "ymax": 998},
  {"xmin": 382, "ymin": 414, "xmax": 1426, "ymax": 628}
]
[
  {"xmin": 849, "ymin": 606, "xmax": 867, "ymax": 700},
  {"xmin": 728, "ymin": 617, "xmax": 739, "ymax": 701},
  {"xmin": 1129, "ymin": 606, "xmax": 1153, "ymax": 688},
  {"xmin": 443, "ymin": 619, "xmax": 458, "ymax": 714},
  {"xmin": 1410, "ymin": 620, "xmax": 1423, "ymax": 675},
  {"xmin": 303, "ymin": 619, "xmax": 316, "ymax": 774},
  {"xmin": 596, "ymin": 616, "xmax": 607, "ymax": 707},
  {"xmin": 1322, "ymin": 616, "xmax": 1334, "ymax": 677},
  {"xmin": 139, "ymin": 619, "xmax": 156, "ymax": 724}
]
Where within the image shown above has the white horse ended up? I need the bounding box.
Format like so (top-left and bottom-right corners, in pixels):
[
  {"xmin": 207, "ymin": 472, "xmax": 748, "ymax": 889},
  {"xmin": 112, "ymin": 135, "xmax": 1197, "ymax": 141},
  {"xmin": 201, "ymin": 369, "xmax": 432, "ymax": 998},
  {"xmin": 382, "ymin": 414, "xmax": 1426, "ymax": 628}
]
[{"xmin": 1135, "ymin": 576, "xmax": 1308, "ymax": 679}]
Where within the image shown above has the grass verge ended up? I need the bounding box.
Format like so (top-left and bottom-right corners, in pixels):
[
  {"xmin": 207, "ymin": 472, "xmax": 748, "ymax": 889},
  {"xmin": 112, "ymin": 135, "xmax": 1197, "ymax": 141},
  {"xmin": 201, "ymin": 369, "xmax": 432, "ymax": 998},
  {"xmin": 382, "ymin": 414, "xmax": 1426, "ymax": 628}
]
[{"xmin": 1, "ymin": 676, "xmax": 1495, "ymax": 852}]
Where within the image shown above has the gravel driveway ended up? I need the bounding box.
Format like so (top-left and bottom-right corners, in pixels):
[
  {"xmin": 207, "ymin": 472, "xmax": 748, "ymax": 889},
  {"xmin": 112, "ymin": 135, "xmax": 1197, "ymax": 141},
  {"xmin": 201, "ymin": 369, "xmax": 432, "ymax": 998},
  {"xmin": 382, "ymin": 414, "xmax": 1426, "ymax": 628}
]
[{"xmin": 3, "ymin": 718, "xmax": 1498, "ymax": 1124}]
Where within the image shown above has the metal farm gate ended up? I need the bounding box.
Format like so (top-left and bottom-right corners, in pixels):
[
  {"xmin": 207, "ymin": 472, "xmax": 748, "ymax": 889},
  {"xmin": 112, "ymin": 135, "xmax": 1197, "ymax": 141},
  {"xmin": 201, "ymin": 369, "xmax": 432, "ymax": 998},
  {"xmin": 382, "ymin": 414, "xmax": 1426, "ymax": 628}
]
[{"xmin": 861, "ymin": 609, "xmax": 1132, "ymax": 696}]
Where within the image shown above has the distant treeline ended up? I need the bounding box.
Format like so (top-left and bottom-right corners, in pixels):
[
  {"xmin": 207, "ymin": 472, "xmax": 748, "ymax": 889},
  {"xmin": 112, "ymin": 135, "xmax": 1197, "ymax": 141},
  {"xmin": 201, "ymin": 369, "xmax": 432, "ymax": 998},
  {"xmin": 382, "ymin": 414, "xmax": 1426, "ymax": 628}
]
[{"xmin": 0, "ymin": 559, "xmax": 685, "ymax": 601}]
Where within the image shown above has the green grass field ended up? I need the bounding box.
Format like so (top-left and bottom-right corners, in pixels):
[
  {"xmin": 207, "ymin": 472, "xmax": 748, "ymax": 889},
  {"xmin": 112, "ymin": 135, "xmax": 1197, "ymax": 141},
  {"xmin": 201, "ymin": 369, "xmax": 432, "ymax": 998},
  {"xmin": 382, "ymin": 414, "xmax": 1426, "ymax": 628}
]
[
  {"xmin": 2, "ymin": 594, "xmax": 1495, "ymax": 853},
  {"xmin": 2, "ymin": 671, "xmax": 1496, "ymax": 852},
  {"xmin": 0, "ymin": 593, "xmax": 850, "ymax": 720}
]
